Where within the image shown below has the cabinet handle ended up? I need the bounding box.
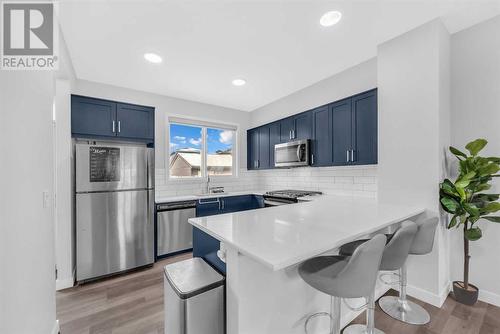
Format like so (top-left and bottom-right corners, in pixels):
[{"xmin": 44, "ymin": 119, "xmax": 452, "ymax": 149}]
[
  {"xmin": 292, "ymin": 129, "xmax": 295, "ymax": 139},
  {"xmin": 311, "ymin": 154, "xmax": 314, "ymax": 165},
  {"xmin": 221, "ymin": 199, "xmax": 225, "ymax": 210},
  {"xmin": 289, "ymin": 130, "xmax": 292, "ymax": 140},
  {"xmin": 112, "ymin": 121, "xmax": 116, "ymax": 133},
  {"xmin": 118, "ymin": 121, "xmax": 121, "ymax": 133},
  {"xmin": 346, "ymin": 150, "xmax": 350, "ymax": 162},
  {"xmin": 351, "ymin": 149, "xmax": 355, "ymax": 162}
]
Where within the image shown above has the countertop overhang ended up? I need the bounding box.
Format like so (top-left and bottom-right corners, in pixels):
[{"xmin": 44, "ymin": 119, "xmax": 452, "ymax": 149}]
[{"xmin": 188, "ymin": 195, "xmax": 425, "ymax": 271}]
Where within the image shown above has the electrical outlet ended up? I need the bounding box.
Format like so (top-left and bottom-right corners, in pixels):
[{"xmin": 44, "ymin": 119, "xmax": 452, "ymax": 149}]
[{"xmin": 43, "ymin": 191, "xmax": 50, "ymax": 208}]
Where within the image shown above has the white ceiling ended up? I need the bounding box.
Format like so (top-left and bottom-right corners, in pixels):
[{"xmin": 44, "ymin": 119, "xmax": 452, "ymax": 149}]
[{"xmin": 59, "ymin": 0, "xmax": 500, "ymax": 111}]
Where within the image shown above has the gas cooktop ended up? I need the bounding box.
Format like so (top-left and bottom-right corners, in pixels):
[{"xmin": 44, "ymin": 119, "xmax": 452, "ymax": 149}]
[{"xmin": 264, "ymin": 189, "xmax": 323, "ymax": 199}]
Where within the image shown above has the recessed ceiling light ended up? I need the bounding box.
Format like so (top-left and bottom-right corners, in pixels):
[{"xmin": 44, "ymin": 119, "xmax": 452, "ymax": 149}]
[
  {"xmin": 144, "ymin": 53, "xmax": 162, "ymax": 64},
  {"xmin": 320, "ymin": 11, "xmax": 342, "ymax": 27},
  {"xmin": 232, "ymin": 79, "xmax": 246, "ymax": 86}
]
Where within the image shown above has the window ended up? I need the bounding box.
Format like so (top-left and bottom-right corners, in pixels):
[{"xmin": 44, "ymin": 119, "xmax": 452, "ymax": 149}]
[{"xmin": 168, "ymin": 120, "xmax": 236, "ymax": 179}]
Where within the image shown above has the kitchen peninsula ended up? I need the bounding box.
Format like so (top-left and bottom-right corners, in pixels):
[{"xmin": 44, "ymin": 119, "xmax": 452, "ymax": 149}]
[{"xmin": 189, "ymin": 195, "xmax": 425, "ymax": 334}]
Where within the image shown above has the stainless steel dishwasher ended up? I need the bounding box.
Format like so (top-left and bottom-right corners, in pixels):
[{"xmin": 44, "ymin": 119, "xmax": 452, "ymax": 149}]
[{"xmin": 156, "ymin": 201, "xmax": 196, "ymax": 257}]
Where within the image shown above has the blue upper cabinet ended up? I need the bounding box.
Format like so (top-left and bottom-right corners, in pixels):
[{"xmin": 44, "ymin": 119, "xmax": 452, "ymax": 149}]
[
  {"xmin": 279, "ymin": 113, "xmax": 312, "ymax": 142},
  {"xmin": 269, "ymin": 122, "xmax": 280, "ymax": 168},
  {"xmin": 293, "ymin": 112, "xmax": 312, "ymax": 140},
  {"xmin": 351, "ymin": 90, "xmax": 377, "ymax": 165},
  {"xmin": 247, "ymin": 124, "xmax": 276, "ymax": 170},
  {"xmin": 311, "ymin": 105, "xmax": 332, "ymax": 166},
  {"xmin": 116, "ymin": 103, "xmax": 155, "ymax": 141},
  {"xmin": 71, "ymin": 95, "xmax": 155, "ymax": 143},
  {"xmin": 71, "ymin": 95, "xmax": 116, "ymax": 137},
  {"xmin": 279, "ymin": 117, "xmax": 295, "ymax": 142},
  {"xmin": 247, "ymin": 128, "xmax": 260, "ymax": 170},
  {"xmin": 331, "ymin": 98, "xmax": 353, "ymax": 166},
  {"xmin": 246, "ymin": 88, "xmax": 377, "ymax": 170},
  {"xmin": 258, "ymin": 126, "xmax": 271, "ymax": 169}
]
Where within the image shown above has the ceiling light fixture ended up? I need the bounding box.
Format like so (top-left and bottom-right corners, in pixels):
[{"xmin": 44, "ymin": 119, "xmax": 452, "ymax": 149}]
[
  {"xmin": 144, "ymin": 53, "xmax": 162, "ymax": 64},
  {"xmin": 232, "ymin": 79, "xmax": 246, "ymax": 86},
  {"xmin": 320, "ymin": 11, "xmax": 342, "ymax": 27}
]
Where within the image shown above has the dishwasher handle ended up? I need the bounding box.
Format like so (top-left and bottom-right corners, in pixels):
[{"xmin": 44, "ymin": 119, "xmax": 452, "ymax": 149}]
[{"xmin": 157, "ymin": 201, "xmax": 197, "ymax": 211}]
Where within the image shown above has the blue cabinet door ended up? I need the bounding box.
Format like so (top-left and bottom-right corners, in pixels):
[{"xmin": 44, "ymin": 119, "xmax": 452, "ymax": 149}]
[
  {"xmin": 293, "ymin": 112, "xmax": 312, "ymax": 140},
  {"xmin": 351, "ymin": 90, "xmax": 377, "ymax": 165},
  {"xmin": 247, "ymin": 128, "xmax": 259, "ymax": 170},
  {"xmin": 311, "ymin": 106, "xmax": 332, "ymax": 166},
  {"xmin": 221, "ymin": 195, "xmax": 264, "ymax": 213},
  {"xmin": 331, "ymin": 98, "xmax": 352, "ymax": 166},
  {"xmin": 269, "ymin": 122, "xmax": 280, "ymax": 168},
  {"xmin": 279, "ymin": 117, "xmax": 295, "ymax": 142},
  {"xmin": 116, "ymin": 103, "xmax": 154, "ymax": 141},
  {"xmin": 71, "ymin": 95, "xmax": 116, "ymax": 137},
  {"xmin": 258, "ymin": 126, "xmax": 271, "ymax": 169},
  {"xmin": 193, "ymin": 198, "xmax": 225, "ymax": 273}
]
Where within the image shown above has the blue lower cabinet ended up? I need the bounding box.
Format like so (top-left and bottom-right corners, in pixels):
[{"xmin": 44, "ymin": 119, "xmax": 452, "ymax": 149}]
[
  {"xmin": 193, "ymin": 195, "xmax": 265, "ymax": 274},
  {"xmin": 192, "ymin": 227, "xmax": 226, "ymax": 273},
  {"xmin": 221, "ymin": 194, "xmax": 264, "ymax": 213}
]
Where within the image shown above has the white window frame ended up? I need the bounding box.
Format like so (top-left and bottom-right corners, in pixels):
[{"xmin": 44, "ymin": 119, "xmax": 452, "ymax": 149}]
[{"xmin": 167, "ymin": 116, "xmax": 238, "ymax": 181}]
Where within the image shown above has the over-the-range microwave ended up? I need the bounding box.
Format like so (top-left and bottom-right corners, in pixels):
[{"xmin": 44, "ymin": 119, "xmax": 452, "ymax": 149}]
[{"xmin": 274, "ymin": 139, "xmax": 310, "ymax": 168}]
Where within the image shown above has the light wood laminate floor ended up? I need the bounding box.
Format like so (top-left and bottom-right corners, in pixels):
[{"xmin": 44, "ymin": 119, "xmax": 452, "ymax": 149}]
[{"xmin": 57, "ymin": 253, "xmax": 500, "ymax": 334}]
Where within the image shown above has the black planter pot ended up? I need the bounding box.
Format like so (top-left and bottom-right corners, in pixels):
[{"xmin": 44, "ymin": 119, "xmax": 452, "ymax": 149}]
[{"xmin": 453, "ymin": 281, "xmax": 479, "ymax": 305}]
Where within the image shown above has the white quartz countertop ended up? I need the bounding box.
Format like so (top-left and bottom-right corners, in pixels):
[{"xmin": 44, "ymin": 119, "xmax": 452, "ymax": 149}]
[
  {"xmin": 188, "ymin": 195, "xmax": 425, "ymax": 271},
  {"xmin": 155, "ymin": 190, "xmax": 266, "ymax": 204}
]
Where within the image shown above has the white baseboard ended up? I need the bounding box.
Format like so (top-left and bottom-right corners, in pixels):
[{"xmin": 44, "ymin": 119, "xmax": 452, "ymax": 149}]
[
  {"xmin": 406, "ymin": 282, "xmax": 451, "ymax": 308},
  {"xmin": 56, "ymin": 276, "xmax": 74, "ymax": 290},
  {"xmin": 51, "ymin": 320, "xmax": 59, "ymax": 334},
  {"xmin": 407, "ymin": 282, "xmax": 500, "ymax": 308},
  {"xmin": 479, "ymin": 289, "xmax": 500, "ymax": 307}
]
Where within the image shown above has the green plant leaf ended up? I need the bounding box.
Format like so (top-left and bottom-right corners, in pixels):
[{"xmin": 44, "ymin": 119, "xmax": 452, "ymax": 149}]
[
  {"xmin": 455, "ymin": 179, "xmax": 471, "ymax": 189},
  {"xmin": 478, "ymin": 163, "xmax": 500, "ymax": 176},
  {"xmin": 449, "ymin": 146, "xmax": 467, "ymax": 159},
  {"xmin": 486, "ymin": 157, "xmax": 500, "ymax": 163},
  {"xmin": 476, "ymin": 183, "xmax": 492, "ymax": 192},
  {"xmin": 483, "ymin": 216, "xmax": 500, "ymax": 223},
  {"xmin": 465, "ymin": 139, "xmax": 488, "ymax": 156},
  {"xmin": 463, "ymin": 203, "xmax": 480, "ymax": 216},
  {"xmin": 464, "ymin": 227, "xmax": 482, "ymax": 241},
  {"xmin": 483, "ymin": 202, "xmax": 500, "ymax": 213},
  {"xmin": 440, "ymin": 197, "xmax": 460, "ymax": 213},
  {"xmin": 463, "ymin": 171, "xmax": 477, "ymax": 180},
  {"xmin": 440, "ymin": 179, "xmax": 459, "ymax": 197},
  {"xmin": 447, "ymin": 215, "xmax": 458, "ymax": 229},
  {"xmin": 474, "ymin": 193, "xmax": 500, "ymax": 202}
]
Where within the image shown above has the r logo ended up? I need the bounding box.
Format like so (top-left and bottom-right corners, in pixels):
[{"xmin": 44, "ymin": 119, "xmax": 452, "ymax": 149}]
[{"xmin": 2, "ymin": 2, "xmax": 54, "ymax": 55}]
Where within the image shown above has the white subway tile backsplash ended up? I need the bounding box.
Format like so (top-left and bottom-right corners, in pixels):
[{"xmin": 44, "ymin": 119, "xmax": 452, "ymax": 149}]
[{"xmin": 155, "ymin": 166, "xmax": 378, "ymax": 199}]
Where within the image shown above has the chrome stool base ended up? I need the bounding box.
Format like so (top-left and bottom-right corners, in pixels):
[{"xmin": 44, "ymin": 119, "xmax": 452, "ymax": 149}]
[
  {"xmin": 343, "ymin": 324, "xmax": 385, "ymax": 334},
  {"xmin": 378, "ymin": 296, "xmax": 430, "ymax": 325}
]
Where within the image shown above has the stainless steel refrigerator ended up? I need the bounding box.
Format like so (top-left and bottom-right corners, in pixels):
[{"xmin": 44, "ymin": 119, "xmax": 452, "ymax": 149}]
[{"xmin": 75, "ymin": 142, "xmax": 154, "ymax": 282}]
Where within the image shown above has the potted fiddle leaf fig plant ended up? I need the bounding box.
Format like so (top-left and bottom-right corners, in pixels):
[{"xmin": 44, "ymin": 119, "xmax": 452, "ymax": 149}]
[{"xmin": 439, "ymin": 139, "xmax": 500, "ymax": 305}]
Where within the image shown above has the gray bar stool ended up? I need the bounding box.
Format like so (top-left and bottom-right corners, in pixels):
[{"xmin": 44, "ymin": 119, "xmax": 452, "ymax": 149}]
[
  {"xmin": 298, "ymin": 234, "xmax": 387, "ymax": 334},
  {"xmin": 378, "ymin": 217, "xmax": 438, "ymax": 325},
  {"xmin": 339, "ymin": 221, "xmax": 418, "ymax": 334}
]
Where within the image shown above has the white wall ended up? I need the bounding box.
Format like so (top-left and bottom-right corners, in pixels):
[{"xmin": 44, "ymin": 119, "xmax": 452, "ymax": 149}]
[
  {"xmin": 250, "ymin": 58, "xmax": 377, "ymax": 127},
  {"xmin": 450, "ymin": 15, "xmax": 500, "ymax": 306},
  {"xmin": 377, "ymin": 19, "xmax": 451, "ymax": 306},
  {"xmin": 54, "ymin": 31, "xmax": 77, "ymax": 290},
  {"xmin": 0, "ymin": 71, "xmax": 57, "ymax": 333}
]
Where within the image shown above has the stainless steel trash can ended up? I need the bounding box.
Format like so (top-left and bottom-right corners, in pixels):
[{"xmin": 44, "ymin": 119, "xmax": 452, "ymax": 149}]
[{"xmin": 164, "ymin": 258, "xmax": 225, "ymax": 334}]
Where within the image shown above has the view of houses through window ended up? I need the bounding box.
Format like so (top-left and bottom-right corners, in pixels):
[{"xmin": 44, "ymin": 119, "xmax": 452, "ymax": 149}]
[{"xmin": 169, "ymin": 122, "xmax": 235, "ymax": 178}]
